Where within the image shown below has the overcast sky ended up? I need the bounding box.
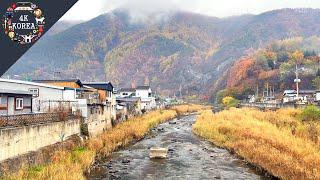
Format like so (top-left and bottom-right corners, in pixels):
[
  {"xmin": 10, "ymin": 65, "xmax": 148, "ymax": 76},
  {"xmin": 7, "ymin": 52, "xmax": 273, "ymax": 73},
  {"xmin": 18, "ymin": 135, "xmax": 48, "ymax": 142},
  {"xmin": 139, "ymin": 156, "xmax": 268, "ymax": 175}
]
[{"xmin": 60, "ymin": 0, "xmax": 320, "ymax": 21}]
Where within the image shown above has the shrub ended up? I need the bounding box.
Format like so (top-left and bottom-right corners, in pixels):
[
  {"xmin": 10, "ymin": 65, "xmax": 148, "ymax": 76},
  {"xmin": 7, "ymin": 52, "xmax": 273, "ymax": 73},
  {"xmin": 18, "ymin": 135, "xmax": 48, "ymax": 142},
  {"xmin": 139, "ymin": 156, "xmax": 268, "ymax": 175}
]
[
  {"xmin": 300, "ymin": 105, "xmax": 320, "ymax": 121},
  {"xmin": 222, "ymin": 96, "xmax": 239, "ymax": 109}
]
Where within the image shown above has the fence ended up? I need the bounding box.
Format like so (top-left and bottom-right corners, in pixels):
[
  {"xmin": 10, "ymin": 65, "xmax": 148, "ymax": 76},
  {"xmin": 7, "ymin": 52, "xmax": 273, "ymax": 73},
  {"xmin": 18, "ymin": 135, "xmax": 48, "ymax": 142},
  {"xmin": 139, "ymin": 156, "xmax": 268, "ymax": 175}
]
[
  {"xmin": 239, "ymin": 102, "xmax": 308, "ymax": 110},
  {"xmin": 0, "ymin": 112, "xmax": 79, "ymax": 128}
]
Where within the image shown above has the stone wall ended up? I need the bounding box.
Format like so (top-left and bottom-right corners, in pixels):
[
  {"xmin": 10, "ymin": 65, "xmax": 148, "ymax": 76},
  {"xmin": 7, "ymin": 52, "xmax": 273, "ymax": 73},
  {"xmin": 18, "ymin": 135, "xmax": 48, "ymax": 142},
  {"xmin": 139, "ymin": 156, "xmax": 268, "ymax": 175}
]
[{"xmin": 0, "ymin": 119, "xmax": 81, "ymax": 162}]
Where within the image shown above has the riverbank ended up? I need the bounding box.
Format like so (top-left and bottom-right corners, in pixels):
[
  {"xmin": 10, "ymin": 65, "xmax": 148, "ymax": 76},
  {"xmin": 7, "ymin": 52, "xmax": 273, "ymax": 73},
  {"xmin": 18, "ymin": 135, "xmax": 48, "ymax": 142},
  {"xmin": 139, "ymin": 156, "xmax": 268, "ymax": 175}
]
[
  {"xmin": 4, "ymin": 104, "xmax": 204, "ymax": 180},
  {"xmin": 88, "ymin": 114, "xmax": 262, "ymax": 179},
  {"xmin": 193, "ymin": 108, "xmax": 320, "ymax": 180}
]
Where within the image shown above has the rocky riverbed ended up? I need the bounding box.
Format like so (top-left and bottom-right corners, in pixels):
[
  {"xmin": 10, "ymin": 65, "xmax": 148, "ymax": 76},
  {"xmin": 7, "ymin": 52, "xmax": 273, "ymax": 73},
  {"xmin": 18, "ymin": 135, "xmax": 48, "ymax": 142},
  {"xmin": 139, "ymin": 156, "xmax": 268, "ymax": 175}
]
[{"xmin": 88, "ymin": 115, "xmax": 269, "ymax": 180}]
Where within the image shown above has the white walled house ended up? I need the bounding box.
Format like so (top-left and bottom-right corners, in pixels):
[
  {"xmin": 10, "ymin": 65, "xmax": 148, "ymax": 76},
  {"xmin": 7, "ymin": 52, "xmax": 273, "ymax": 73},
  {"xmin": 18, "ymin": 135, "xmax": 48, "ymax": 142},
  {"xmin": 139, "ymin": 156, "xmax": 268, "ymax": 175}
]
[
  {"xmin": 0, "ymin": 89, "xmax": 33, "ymax": 115},
  {"xmin": 316, "ymin": 91, "xmax": 320, "ymax": 102},
  {"xmin": 0, "ymin": 78, "xmax": 77, "ymax": 113},
  {"xmin": 135, "ymin": 86, "xmax": 156, "ymax": 110}
]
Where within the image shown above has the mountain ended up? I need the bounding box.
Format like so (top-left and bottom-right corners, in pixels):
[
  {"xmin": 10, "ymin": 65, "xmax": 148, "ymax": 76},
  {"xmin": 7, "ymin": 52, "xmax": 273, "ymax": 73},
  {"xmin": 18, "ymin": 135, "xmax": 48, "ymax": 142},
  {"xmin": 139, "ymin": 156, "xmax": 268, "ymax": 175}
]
[
  {"xmin": 47, "ymin": 20, "xmax": 84, "ymax": 36},
  {"xmin": 6, "ymin": 8, "xmax": 320, "ymax": 100}
]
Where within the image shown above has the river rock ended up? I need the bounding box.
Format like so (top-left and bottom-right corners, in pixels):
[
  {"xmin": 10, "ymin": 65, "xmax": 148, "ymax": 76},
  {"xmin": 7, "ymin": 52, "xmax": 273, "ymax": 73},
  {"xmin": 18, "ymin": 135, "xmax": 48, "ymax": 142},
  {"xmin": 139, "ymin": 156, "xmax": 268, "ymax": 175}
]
[
  {"xmin": 109, "ymin": 170, "xmax": 119, "ymax": 174},
  {"xmin": 122, "ymin": 159, "xmax": 131, "ymax": 164},
  {"xmin": 150, "ymin": 147, "xmax": 168, "ymax": 159}
]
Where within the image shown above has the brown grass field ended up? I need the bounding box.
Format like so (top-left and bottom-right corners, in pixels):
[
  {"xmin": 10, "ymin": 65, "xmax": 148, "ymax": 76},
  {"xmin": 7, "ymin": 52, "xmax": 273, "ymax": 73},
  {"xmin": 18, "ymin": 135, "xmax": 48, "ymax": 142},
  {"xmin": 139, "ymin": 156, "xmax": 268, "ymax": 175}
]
[
  {"xmin": 193, "ymin": 108, "xmax": 320, "ymax": 180},
  {"xmin": 5, "ymin": 104, "xmax": 203, "ymax": 180}
]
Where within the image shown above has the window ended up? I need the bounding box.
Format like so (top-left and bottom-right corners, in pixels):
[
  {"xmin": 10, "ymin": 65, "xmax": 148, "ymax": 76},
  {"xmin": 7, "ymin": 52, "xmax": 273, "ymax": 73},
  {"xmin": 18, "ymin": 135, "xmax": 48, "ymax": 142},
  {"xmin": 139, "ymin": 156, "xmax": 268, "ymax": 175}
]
[
  {"xmin": 29, "ymin": 88, "xmax": 39, "ymax": 97},
  {"xmin": 16, "ymin": 98, "xmax": 23, "ymax": 110}
]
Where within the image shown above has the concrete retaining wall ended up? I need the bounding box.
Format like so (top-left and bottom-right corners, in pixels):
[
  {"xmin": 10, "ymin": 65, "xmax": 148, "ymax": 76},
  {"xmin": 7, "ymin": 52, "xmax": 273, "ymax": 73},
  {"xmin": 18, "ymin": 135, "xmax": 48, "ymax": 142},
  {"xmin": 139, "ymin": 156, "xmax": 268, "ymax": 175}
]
[{"xmin": 0, "ymin": 119, "xmax": 81, "ymax": 162}]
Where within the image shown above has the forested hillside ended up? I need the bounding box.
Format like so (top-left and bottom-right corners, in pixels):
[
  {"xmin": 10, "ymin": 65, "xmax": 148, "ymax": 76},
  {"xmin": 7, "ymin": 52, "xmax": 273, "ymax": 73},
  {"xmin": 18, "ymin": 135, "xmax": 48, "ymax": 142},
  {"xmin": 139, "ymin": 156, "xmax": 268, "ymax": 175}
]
[
  {"xmin": 6, "ymin": 8, "xmax": 320, "ymax": 100},
  {"xmin": 217, "ymin": 37, "xmax": 320, "ymax": 102}
]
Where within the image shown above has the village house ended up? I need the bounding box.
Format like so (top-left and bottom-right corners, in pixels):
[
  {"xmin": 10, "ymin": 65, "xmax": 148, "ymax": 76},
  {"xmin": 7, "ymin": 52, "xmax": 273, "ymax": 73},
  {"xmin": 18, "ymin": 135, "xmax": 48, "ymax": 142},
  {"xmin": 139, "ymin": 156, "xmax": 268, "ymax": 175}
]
[
  {"xmin": 299, "ymin": 90, "xmax": 315, "ymax": 104},
  {"xmin": 0, "ymin": 89, "xmax": 33, "ymax": 115},
  {"xmin": 283, "ymin": 90, "xmax": 315, "ymax": 104},
  {"xmin": 117, "ymin": 86, "xmax": 157, "ymax": 111},
  {"xmin": 117, "ymin": 88, "xmax": 136, "ymax": 98},
  {"xmin": 35, "ymin": 79, "xmax": 116, "ymax": 136},
  {"xmin": 135, "ymin": 86, "xmax": 157, "ymax": 111},
  {"xmin": 82, "ymin": 82, "xmax": 117, "ymax": 121},
  {"xmin": 116, "ymin": 97, "xmax": 142, "ymax": 121},
  {"xmin": 283, "ymin": 90, "xmax": 297, "ymax": 103},
  {"xmin": 316, "ymin": 90, "xmax": 320, "ymax": 102},
  {"xmin": 0, "ymin": 78, "xmax": 75, "ymax": 113}
]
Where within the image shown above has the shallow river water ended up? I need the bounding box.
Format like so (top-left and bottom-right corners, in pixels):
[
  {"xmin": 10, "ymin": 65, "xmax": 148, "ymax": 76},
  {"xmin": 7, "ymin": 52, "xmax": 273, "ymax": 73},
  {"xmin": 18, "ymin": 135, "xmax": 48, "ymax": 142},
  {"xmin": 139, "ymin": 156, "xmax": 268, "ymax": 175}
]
[{"xmin": 88, "ymin": 115, "xmax": 269, "ymax": 180}]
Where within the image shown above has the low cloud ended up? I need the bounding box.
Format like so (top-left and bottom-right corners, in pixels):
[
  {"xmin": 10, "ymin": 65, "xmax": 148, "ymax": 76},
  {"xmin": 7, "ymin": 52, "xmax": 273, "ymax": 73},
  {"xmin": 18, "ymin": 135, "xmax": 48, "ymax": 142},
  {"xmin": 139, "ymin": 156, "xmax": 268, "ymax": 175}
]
[
  {"xmin": 62, "ymin": 0, "xmax": 320, "ymax": 21},
  {"xmin": 118, "ymin": 0, "xmax": 181, "ymax": 24}
]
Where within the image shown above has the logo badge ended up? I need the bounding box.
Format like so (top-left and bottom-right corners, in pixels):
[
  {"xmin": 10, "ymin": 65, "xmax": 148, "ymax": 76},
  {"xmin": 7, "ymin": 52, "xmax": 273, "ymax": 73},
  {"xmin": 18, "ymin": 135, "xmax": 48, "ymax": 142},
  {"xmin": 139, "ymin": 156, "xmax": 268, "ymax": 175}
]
[{"xmin": 2, "ymin": 2, "xmax": 45, "ymax": 45}]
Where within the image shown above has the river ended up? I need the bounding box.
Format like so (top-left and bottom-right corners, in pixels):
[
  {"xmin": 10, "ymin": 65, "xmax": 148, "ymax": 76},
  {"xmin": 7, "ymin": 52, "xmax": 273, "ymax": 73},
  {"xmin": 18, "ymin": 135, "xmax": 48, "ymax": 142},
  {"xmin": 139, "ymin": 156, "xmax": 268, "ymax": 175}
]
[{"xmin": 88, "ymin": 115, "xmax": 269, "ymax": 180}]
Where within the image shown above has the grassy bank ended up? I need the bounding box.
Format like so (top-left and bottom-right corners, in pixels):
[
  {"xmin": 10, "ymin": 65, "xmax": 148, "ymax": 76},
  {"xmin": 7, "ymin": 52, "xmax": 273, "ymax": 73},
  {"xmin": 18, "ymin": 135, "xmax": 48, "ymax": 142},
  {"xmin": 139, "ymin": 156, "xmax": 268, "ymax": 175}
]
[
  {"xmin": 5, "ymin": 104, "xmax": 203, "ymax": 180},
  {"xmin": 193, "ymin": 108, "xmax": 320, "ymax": 180}
]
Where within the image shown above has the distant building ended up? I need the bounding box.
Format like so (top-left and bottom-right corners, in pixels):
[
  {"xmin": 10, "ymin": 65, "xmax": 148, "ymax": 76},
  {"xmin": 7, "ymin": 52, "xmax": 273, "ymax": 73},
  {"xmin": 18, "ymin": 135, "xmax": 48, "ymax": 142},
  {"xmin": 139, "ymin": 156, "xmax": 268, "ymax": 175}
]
[
  {"xmin": 116, "ymin": 97, "xmax": 142, "ymax": 121},
  {"xmin": 245, "ymin": 95, "xmax": 256, "ymax": 103},
  {"xmin": 117, "ymin": 88, "xmax": 136, "ymax": 98},
  {"xmin": 283, "ymin": 90, "xmax": 297, "ymax": 103},
  {"xmin": 0, "ymin": 89, "xmax": 33, "ymax": 115},
  {"xmin": 136, "ymin": 86, "xmax": 156, "ymax": 110},
  {"xmin": 117, "ymin": 86, "xmax": 156, "ymax": 111},
  {"xmin": 83, "ymin": 82, "xmax": 117, "ymax": 120},
  {"xmin": 283, "ymin": 89, "xmax": 315, "ymax": 104},
  {"xmin": 316, "ymin": 90, "xmax": 320, "ymax": 102},
  {"xmin": 299, "ymin": 90, "xmax": 315, "ymax": 104}
]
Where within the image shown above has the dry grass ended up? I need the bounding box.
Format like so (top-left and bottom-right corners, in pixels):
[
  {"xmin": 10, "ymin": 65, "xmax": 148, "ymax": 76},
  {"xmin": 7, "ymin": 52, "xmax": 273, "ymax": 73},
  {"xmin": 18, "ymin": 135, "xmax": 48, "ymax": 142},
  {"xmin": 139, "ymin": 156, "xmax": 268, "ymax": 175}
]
[
  {"xmin": 193, "ymin": 108, "xmax": 320, "ymax": 180},
  {"xmin": 86, "ymin": 109, "xmax": 178, "ymax": 158},
  {"xmin": 5, "ymin": 105, "xmax": 203, "ymax": 180},
  {"xmin": 7, "ymin": 148, "xmax": 95, "ymax": 180},
  {"xmin": 171, "ymin": 104, "xmax": 208, "ymax": 115}
]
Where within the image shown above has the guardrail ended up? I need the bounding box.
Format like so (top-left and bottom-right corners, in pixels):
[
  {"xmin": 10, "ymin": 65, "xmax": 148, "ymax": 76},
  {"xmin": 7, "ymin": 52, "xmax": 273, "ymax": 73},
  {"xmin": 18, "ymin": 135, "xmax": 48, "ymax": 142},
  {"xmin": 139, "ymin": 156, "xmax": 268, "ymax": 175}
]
[{"xmin": 0, "ymin": 112, "xmax": 80, "ymax": 128}]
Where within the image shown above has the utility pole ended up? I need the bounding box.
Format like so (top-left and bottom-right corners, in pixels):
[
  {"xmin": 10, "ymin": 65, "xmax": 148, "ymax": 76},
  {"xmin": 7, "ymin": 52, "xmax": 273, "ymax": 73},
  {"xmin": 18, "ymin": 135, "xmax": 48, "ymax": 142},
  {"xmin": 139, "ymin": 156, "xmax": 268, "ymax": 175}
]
[
  {"xmin": 294, "ymin": 64, "xmax": 301, "ymax": 99},
  {"xmin": 179, "ymin": 84, "xmax": 182, "ymax": 98}
]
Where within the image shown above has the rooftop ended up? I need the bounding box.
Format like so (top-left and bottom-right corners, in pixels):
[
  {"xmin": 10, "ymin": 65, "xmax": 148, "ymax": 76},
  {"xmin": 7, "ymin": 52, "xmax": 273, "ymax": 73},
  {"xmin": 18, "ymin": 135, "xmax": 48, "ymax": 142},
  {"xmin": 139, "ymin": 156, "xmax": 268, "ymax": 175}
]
[
  {"xmin": 82, "ymin": 82, "xmax": 113, "ymax": 91},
  {"xmin": 136, "ymin": 85, "xmax": 150, "ymax": 90},
  {"xmin": 119, "ymin": 88, "xmax": 136, "ymax": 92},
  {"xmin": 0, "ymin": 78, "xmax": 64, "ymax": 90},
  {"xmin": 0, "ymin": 89, "xmax": 33, "ymax": 95},
  {"xmin": 34, "ymin": 79, "xmax": 83, "ymax": 87}
]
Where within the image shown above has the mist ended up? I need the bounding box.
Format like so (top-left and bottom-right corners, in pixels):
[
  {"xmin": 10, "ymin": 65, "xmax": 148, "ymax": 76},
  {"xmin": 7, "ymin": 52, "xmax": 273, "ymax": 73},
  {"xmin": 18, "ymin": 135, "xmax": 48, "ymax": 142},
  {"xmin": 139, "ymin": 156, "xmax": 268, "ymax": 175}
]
[{"xmin": 62, "ymin": 0, "xmax": 320, "ymax": 22}]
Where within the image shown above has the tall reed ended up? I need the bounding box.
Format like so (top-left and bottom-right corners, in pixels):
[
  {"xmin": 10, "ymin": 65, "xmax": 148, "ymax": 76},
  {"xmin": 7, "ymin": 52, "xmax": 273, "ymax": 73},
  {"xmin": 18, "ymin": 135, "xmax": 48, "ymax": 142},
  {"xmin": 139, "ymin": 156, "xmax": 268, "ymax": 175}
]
[{"xmin": 193, "ymin": 108, "xmax": 320, "ymax": 180}]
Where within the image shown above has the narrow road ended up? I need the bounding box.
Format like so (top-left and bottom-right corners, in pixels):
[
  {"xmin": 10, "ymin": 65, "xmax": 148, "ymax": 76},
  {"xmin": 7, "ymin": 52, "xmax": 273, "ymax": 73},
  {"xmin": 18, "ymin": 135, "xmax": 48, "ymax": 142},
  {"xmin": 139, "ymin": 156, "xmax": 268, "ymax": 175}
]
[{"xmin": 88, "ymin": 115, "xmax": 267, "ymax": 180}]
